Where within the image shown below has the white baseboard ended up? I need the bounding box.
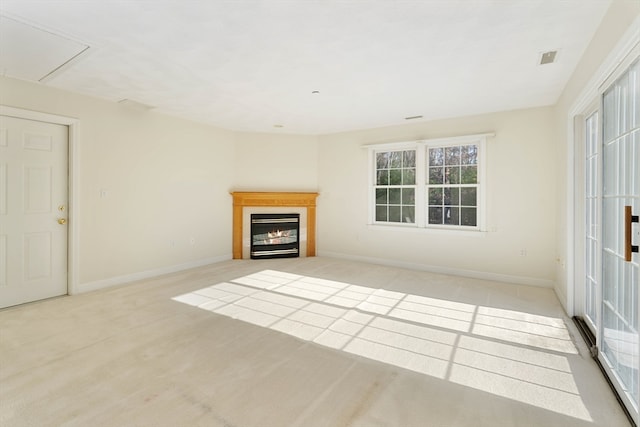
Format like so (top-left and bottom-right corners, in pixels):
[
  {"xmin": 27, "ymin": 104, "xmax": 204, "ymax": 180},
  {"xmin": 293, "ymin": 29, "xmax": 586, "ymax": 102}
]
[
  {"xmin": 76, "ymin": 254, "xmax": 232, "ymax": 294},
  {"xmin": 318, "ymin": 250, "xmax": 554, "ymax": 288},
  {"xmin": 554, "ymin": 283, "xmax": 569, "ymax": 313}
]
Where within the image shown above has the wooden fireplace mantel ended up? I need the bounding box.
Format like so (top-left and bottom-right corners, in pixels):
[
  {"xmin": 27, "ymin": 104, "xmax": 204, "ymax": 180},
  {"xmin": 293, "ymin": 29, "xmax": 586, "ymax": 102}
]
[{"xmin": 230, "ymin": 191, "xmax": 319, "ymax": 259}]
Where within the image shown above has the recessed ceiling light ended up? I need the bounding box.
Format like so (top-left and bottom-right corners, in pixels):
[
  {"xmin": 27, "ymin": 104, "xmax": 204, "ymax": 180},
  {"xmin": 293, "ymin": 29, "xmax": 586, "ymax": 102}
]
[
  {"xmin": 539, "ymin": 50, "xmax": 558, "ymax": 65},
  {"xmin": 405, "ymin": 115, "xmax": 423, "ymax": 120}
]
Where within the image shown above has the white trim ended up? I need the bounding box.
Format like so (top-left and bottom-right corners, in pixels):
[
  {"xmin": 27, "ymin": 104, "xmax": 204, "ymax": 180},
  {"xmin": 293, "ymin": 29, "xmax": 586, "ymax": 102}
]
[
  {"xmin": 361, "ymin": 132, "xmax": 495, "ymax": 150},
  {"xmin": 0, "ymin": 106, "xmax": 77, "ymax": 126},
  {"xmin": 0, "ymin": 105, "xmax": 80, "ymax": 296},
  {"xmin": 569, "ymin": 15, "xmax": 640, "ymax": 116},
  {"xmin": 366, "ymin": 223, "xmax": 488, "ymax": 237},
  {"xmin": 565, "ymin": 15, "xmax": 640, "ymax": 317},
  {"xmin": 416, "ymin": 132, "xmax": 495, "ymax": 147},
  {"xmin": 78, "ymin": 255, "xmax": 232, "ymax": 293},
  {"xmin": 363, "ymin": 140, "xmax": 419, "ymax": 151},
  {"xmin": 319, "ymin": 250, "xmax": 554, "ymax": 288},
  {"xmin": 367, "ymin": 135, "xmax": 488, "ymax": 231},
  {"xmin": 564, "ymin": 19, "xmax": 640, "ymax": 422}
]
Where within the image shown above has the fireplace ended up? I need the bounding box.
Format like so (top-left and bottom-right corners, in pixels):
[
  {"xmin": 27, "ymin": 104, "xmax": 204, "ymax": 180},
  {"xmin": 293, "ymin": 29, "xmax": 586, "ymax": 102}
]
[
  {"xmin": 250, "ymin": 213, "xmax": 300, "ymax": 259},
  {"xmin": 230, "ymin": 191, "xmax": 319, "ymax": 259}
]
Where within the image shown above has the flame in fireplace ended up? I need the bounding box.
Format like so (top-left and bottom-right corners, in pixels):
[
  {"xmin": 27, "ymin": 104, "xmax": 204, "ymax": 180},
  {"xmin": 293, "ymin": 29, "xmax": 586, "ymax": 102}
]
[{"xmin": 265, "ymin": 229, "xmax": 291, "ymax": 244}]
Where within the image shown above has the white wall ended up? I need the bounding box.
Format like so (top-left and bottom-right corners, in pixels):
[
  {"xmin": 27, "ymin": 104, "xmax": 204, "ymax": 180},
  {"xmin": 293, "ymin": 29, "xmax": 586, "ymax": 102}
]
[
  {"xmin": 317, "ymin": 107, "xmax": 557, "ymax": 287},
  {"xmin": 553, "ymin": 0, "xmax": 640, "ymax": 311},
  {"xmin": 233, "ymin": 131, "xmax": 319, "ymax": 191},
  {"xmin": 0, "ymin": 76, "xmax": 235, "ymax": 290}
]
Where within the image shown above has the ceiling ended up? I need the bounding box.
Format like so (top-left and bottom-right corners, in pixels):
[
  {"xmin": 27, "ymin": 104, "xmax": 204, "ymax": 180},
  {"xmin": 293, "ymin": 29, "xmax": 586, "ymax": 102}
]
[{"xmin": 0, "ymin": 0, "xmax": 612, "ymax": 135}]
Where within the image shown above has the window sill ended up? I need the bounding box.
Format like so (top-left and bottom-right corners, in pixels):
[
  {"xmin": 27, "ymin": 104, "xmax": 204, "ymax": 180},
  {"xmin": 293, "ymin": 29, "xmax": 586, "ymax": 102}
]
[{"xmin": 367, "ymin": 223, "xmax": 488, "ymax": 237}]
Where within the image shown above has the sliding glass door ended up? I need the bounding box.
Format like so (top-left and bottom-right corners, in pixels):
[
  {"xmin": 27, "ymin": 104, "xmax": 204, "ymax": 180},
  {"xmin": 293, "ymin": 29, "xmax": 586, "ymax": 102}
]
[
  {"xmin": 583, "ymin": 59, "xmax": 639, "ymax": 421},
  {"xmin": 601, "ymin": 58, "xmax": 639, "ymax": 414},
  {"xmin": 584, "ymin": 110, "xmax": 600, "ymax": 333}
]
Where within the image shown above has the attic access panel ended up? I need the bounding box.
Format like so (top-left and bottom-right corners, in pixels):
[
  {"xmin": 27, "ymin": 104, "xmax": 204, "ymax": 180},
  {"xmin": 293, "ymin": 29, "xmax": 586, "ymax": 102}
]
[{"xmin": 0, "ymin": 15, "xmax": 89, "ymax": 82}]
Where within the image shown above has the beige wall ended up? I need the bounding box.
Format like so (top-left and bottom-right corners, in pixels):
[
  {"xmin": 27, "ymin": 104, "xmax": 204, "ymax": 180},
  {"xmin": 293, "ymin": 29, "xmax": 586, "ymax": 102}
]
[
  {"xmin": 233, "ymin": 131, "xmax": 319, "ymax": 192},
  {"xmin": 553, "ymin": 0, "xmax": 639, "ymax": 310},
  {"xmin": 317, "ymin": 107, "xmax": 557, "ymax": 286},
  {"xmin": 0, "ymin": 75, "xmax": 560, "ymax": 291},
  {"xmin": 2, "ymin": 0, "xmax": 636, "ymax": 296},
  {"xmin": 0, "ymin": 76, "xmax": 236, "ymax": 289}
]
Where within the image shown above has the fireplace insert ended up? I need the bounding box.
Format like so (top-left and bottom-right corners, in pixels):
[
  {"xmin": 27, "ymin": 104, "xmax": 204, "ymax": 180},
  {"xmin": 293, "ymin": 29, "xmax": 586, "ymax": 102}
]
[{"xmin": 250, "ymin": 213, "xmax": 300, "ymax": 259}]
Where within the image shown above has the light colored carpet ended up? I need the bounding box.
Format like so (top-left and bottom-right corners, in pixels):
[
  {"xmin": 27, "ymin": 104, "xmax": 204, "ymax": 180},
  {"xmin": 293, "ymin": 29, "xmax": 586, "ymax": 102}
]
[{"xmin": 0, "ymin": 257, "xmax": 630, "ymax": 426}]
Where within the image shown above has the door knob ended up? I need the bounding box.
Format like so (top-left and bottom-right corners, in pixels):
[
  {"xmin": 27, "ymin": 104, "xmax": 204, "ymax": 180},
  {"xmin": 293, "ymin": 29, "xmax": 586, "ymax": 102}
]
[{"xmin": 58, "ymin": 218, "xmax": 67, "ymax": 225}]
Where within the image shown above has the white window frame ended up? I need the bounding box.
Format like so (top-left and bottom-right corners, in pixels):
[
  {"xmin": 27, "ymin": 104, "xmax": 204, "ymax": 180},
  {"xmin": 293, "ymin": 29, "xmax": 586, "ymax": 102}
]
[{"xmin": 366, "ymin": 133, "xmax": 490, "ymax": 232}]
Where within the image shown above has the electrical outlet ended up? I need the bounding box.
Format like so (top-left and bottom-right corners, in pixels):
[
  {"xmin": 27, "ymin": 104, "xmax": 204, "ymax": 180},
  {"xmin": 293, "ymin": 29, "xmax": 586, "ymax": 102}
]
[{"xmin": 519, "ymin": 249, "xmax": 527, "ymax": 257}]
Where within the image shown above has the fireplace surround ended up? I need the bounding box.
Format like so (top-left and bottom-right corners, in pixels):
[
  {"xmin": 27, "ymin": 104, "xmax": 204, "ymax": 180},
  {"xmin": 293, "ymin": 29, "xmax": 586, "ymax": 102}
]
[{"xmin": 230, "ymin": 191, "xmax": 319, "ymax": 259}]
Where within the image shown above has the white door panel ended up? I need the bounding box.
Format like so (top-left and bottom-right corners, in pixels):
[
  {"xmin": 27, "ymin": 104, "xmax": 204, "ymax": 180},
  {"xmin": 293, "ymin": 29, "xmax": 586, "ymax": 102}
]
[{"xmin": 0, "ymin": 115, "xmax": 68, "ymax": 308}]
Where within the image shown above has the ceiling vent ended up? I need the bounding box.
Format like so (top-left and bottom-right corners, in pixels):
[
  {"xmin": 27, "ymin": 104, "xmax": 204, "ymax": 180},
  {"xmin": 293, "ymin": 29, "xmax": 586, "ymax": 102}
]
[
  {"xmin": 539, "ymin": 50, "xmax": 558, "ymax": 65},
  {"xmin": 118, "ymin": 99, "xmax": 155, "ymax": 111}
]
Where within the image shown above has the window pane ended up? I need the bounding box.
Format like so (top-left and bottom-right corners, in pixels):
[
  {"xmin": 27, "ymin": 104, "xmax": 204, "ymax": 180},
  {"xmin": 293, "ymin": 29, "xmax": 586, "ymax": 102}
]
[
  {"xmin": 461, "ymin": 188, "xmax": 477, "ymax": 206},
  {"xmin": 461, "ymin": 208, "xmax": 477, "ymax": 226},
  {"xmin": 390, "ymin": 151, "xmax": 402, "ymax": 168},
  {"xmin": 461, "ymin": 145, "xmax": 478, "ymax": 165},
  {"xmin": 372, "ymin": 140, "xmax": 482, "ymax": 229},
  {"xmin": 461, "ymin": 166, "xmax": 477, "ymax": 184},
  {"xmin": 430, "ymin": 167, "xmax": 443, "ymax": 184},
  {"xmin": 403, "ymin": 168, "xmax": 415, "ymax": 185},
  {"xmin": 603, "ymin": 88, "xmax": 616, "ymax": 143},
  {"xmin": 376, "ymin": 205, "xmax": 388, "ymax": 221},
  {"xmin": 402, "ymin": 188, "xmax": 415, "ymax": 204},
  {"xmin": 445, "ymin": 146, "xmax": 461, "ymax": 165},
  {"xmin": 444, "ymin": 188, "xmax": 459, "ymax": 205},
  {"xmin": 444, "ymin": 207, "xmax": 459, "ymax": 225},
  {"xmin": 429, "ymin": 188, "xmax": 443, "ymax": 205},
  {"xmin": 377, "ymin": 170, "xmax": 388, "ymax": 185},
  {"xmin": 402, "ymin": 206, "xmax": 415, "ymax": 223},
  {"xmin": 390, "ymin": 169, "xmax": 402, "ymax": 185},
  {"xmin": 429, "ymin": 207, "xmax": 443, "ymax": 224},
  {"xmin": 376, "ymin": 152, "xmax": 390, "ymax": 169},
  {"xmin": 389, "ymin": 206, "xmax": 401, "ymax": 222},
  {"xmin": 389, "ymin": 188, "xmax": 401, "ymax": 204},
  {"xmin": 403, "ymin": 150, "xmax": 416, "ymax": 167},
  {"xmin": 445, "ymin": 166, "xmax": 460, "ymax": 184},
  {"xmin": 429, "ymin": 148, "xmax": 444, "ymax": 166}
]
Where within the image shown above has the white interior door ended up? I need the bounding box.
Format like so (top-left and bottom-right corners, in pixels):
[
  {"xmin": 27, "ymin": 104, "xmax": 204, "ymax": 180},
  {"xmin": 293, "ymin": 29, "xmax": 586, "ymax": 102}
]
[{"xmin": 0, "ymin": 115, "xmax": 69, "ymax": 308}]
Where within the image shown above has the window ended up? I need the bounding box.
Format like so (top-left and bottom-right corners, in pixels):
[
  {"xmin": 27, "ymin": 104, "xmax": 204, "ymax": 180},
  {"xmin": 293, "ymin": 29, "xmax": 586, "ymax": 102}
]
[
  {"xmin": 427, "ymin": 144, "xmax": 478, "ymax": 226},
  {"xmin": 375, "ymin": 150, "xmax": 416, "ymax": 223},
  {"xmin": 368, "ymin": 134, "xmax": 487, "ymax": 230}
]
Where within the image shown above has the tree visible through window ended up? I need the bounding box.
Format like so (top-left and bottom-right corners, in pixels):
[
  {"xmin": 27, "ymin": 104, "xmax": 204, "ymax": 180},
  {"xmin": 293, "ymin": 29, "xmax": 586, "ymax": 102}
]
[
  {"xmin": 427, "ymin": 144, "xmax": 478, "ymax": 226},
  {"xmin": 375, "ymin": 150, "xmax": 416, "ymax": 223},
  {"xmin": 369, "ymin": 135, "xmax": 486, "ymax": 230}
]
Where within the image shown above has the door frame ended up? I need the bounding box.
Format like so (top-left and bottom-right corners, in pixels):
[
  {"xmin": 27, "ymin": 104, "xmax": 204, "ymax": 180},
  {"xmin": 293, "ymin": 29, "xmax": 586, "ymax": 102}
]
[
  {"xmin": 0, "ymin": 105, "xmax": 80, "ymax": 296},
  {"xmin": 566, "ymin": 17, "xmax": 640, "ymax": 423},
  {"xmin": 566, "ymin": 17, "xmax": 640, "ymax": 317}
]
